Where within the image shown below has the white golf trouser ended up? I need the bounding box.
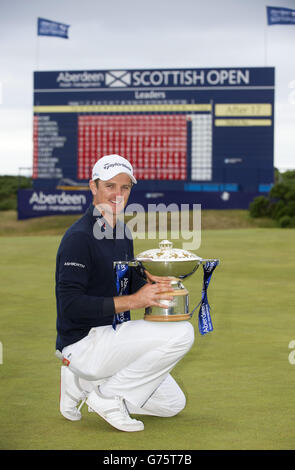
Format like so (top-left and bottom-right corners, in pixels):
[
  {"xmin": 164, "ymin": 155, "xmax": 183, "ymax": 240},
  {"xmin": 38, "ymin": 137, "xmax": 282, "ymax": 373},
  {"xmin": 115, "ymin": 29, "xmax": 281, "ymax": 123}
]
[{"xmin": 62, "ymin": 319, "xmax": 194, "ymax": 416}]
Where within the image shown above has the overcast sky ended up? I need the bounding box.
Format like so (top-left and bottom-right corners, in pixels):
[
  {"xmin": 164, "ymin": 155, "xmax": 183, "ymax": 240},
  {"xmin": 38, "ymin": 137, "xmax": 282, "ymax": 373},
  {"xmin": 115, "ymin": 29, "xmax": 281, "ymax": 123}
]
[{"xmin": 0, "ymin": 0, "xmax": 295, "ymax": 175}]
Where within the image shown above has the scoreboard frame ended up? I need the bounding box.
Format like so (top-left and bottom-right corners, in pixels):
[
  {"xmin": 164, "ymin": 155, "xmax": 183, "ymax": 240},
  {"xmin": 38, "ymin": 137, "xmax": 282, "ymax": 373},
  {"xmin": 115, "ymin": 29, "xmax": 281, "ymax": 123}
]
[{"xmin": 31, "ymin": 66, "xmax": 275, "ymax": 210}]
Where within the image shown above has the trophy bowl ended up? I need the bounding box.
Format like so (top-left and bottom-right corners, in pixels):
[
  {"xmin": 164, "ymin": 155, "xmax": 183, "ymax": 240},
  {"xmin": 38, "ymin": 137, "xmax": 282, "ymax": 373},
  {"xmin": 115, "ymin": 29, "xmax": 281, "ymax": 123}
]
[
  {"xmin": 135, "ymin": 240, "xmax": 203, "ymax": 322},
  {"xmin": 136, "ymin": 239, "xmax": 203, "ymax": 279}
]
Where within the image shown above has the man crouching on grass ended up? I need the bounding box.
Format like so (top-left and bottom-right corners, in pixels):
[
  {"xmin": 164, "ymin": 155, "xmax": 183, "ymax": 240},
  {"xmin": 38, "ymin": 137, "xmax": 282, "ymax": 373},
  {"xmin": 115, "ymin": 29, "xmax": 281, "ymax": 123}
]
[{"xmin": 55, "ymin": 154, "xmax": 194, "ymax": 432}]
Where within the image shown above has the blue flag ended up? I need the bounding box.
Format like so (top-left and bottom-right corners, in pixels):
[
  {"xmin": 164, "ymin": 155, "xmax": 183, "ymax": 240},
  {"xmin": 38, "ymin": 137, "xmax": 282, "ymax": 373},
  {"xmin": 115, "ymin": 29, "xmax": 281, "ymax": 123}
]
[
  {"xmin": 267, "ymin": 6, "xmax": 295, "ymax": 25},
  {"xmin": 37, "ymin": 18, "xmax": 70, "ymax": 38}
]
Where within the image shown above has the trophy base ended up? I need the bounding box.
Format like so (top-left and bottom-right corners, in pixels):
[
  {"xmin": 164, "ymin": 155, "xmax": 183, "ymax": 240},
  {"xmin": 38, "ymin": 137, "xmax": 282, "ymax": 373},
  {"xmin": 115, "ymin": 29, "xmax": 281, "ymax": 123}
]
[
  {"xmin": 144, "ymin": 285, "xmax": 190, "ymax": 322},
  {"xmin": 144, "ymin": 313, "xmax": 191, "ymax": 322}
]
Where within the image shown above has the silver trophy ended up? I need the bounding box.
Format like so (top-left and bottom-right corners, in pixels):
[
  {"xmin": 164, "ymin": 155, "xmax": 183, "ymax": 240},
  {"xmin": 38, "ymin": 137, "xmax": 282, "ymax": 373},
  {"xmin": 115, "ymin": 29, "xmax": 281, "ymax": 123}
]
[{"xmin": 114, "ymin": 240, "xmax": 219, "ymax": 322}]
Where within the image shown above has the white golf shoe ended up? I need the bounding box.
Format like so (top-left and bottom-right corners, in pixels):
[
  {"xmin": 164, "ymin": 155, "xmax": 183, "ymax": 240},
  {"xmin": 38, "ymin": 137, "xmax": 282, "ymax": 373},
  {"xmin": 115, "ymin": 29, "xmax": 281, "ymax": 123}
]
[
  {"xmin": 60, "ymin": 366, "xmax": 88, "ymax": 421},
  {"xmin": 86, "ymin": 389, "xmax": 144, "ymax": 432}
]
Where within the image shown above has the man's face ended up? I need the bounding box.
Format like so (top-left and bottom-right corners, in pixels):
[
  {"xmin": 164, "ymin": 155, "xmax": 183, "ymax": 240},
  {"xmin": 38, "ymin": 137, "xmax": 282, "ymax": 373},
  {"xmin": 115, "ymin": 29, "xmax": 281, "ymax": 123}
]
[{"xmin": 90, "ymin": 173, "xmax": 133, "ymax": 218}]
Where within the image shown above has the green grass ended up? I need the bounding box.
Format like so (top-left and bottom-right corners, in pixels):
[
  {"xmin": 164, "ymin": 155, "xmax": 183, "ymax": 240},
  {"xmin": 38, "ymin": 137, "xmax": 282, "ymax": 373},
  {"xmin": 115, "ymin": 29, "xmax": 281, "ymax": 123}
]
[
  {"xmin": 0, "ymin": 209, "xmax": 277, "ymax": 237},
  {"xmin": 0, "ymin": 229, "xmax": 295, "ymax": 450}
]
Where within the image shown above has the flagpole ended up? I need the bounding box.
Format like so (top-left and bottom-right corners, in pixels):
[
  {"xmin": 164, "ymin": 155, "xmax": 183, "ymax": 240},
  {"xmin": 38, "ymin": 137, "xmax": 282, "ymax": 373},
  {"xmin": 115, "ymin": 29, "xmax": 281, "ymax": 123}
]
[
  {"xmin": 264, "ymin": 6, "xmax": 269, "ymax": 67},
  {"xmin": 36, "ymin": 18, "xmax": 40, "ymax": 71},
  {"xmin": 36, "ymin": 36, "xmax": 40, "ymax": 71}
]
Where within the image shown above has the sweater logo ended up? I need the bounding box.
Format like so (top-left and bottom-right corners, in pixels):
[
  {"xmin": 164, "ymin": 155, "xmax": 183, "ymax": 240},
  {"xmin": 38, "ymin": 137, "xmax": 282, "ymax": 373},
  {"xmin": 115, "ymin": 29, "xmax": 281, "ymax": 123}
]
[{"xmin": 64, "ymin": 261, "xmax": 86, "ymax": 268}]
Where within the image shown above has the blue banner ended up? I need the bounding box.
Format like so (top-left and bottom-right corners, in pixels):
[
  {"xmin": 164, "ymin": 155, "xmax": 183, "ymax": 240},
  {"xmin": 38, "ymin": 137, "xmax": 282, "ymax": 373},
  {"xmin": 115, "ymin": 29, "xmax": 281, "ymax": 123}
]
[
  {"xmin": 112, "ymin": 263, "xmax": 131, "ymax": 330},
  {"xmin": 198, "ymin": 261, "xmax": 219, "ymax": 335},
  {"xmin": 37, "ymin": 18, "xmax": 70, "ymax": 38},
  {"xmin": 17, "ymin": 189, "xmax": 91, "ymax": 220},
  {"xmin": 33, "ymin": 67, "xmax": 275, "ymax": 91},
  {"xmin": 267, "ymin": 6, "xmax": 295, "ymax": 25}
]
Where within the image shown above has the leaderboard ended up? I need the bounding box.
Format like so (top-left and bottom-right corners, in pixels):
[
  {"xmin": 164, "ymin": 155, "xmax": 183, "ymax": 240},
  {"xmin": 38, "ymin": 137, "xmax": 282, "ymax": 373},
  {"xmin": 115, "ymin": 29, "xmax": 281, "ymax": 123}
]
[
  {"xmin": 78, "ymin": 114, "xmax": 188, "ymax": 180},
  {"xmin": 33, "ymin": 67, "xmax": 274, "ymax": 191}
]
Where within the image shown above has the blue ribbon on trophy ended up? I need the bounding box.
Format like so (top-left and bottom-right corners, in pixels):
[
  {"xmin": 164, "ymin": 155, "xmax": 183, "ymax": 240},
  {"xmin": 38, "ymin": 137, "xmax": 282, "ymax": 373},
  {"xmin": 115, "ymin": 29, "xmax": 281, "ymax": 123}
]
[
  {"xmin": 198, "ymin": 260, "xmax": 219, "ymax": 335},
  {"xmin": 112, "ymin": 262, "xmax": 130, "ymax": 330},
  {"xmin": 191, "ymin": 260, "xmax": 219, "ymax": 335}
]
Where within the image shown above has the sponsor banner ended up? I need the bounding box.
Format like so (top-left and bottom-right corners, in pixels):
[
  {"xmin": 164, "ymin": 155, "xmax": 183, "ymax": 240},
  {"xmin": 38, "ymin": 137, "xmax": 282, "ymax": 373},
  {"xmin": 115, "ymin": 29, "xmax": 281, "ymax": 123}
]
[
  {"xmin": 18, "ymin": 189, "xmax": 269, "ymax": 220},
  {"xmin": 17, "ymin": 185, "xmax": 271, "ymax": 220},
  {"xmin": 34, "ymin": 67, "xmax": 275, "ymax": 91},
  {"xmin": 128, "ymin": 190, "xmax": 267, "ymax": 210},
  {"xmin": 17, "ymin": 189, "xmax": 92, "ymax": 220}
]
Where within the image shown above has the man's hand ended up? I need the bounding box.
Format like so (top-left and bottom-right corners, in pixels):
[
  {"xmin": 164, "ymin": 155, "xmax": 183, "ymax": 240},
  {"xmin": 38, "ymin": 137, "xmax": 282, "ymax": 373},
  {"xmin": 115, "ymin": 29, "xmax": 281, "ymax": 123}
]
[
  {"xmin": 114, "ymin": 279, "xmax": 174, "ymax": 313},
  {"xmin": 130, "ymin": 282, "xmax": 174, "ymax": 310},
  {"xmin": 144, "ymin": 270, "xmax": 174, "ymax": 287}
]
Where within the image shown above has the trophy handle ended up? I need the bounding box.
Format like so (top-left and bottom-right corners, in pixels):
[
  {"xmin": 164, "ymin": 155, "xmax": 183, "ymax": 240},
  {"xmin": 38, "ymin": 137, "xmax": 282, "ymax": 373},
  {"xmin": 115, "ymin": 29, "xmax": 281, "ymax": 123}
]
[
  {"xmin": 178, "ymin": 261, "xmax": 202, "ymax": 280},
  {"xmin": 113, "ymin": 260, "xmax": 147, "ymax": 280},
  {"xmin": 113, "ymin": 260, "xmax": 140, "ymax": 268},
  {"xmin": 175, "ymin": 258, "xmax": 220, "ymax": 280}
]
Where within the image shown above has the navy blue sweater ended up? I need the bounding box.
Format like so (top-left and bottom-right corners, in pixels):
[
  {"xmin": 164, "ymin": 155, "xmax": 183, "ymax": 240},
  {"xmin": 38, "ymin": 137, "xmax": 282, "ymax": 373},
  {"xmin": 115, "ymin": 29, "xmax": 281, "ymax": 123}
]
[{"xmin": 55, "ymin": 204, "xmax": 146, "ymax": 351}]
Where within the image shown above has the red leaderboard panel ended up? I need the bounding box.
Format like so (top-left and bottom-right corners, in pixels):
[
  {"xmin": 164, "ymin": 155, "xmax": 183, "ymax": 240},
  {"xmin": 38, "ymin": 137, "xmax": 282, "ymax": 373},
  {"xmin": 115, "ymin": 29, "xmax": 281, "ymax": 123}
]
[{"xmin": 78, "ymin": 115, "xmax": 187, "ymax": 181}]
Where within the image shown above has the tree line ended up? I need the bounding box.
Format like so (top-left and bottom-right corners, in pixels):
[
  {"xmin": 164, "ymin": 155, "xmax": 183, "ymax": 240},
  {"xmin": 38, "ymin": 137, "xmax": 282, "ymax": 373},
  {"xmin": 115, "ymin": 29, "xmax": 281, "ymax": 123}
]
[
  {"xmin": 249, "ymin": 169, "xmax": 295, "ymax": 227},
  {"xmin": 0, "ymin": 175, "xmax": 32, "ymax": 211}
]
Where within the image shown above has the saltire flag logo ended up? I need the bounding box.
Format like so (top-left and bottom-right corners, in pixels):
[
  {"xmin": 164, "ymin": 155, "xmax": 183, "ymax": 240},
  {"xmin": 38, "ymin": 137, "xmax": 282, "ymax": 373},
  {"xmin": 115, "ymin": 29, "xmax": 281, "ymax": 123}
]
[
  {"xmin": 105, "ymin": 71, "xmax": 131, "ymax": 87},
  {"xmin": 266, "ymin": 6, "xmax": 295, "ymax": 25},
  {"xmin": 37, "ymin": 18, "xmax": 70, "ymax": 38}
]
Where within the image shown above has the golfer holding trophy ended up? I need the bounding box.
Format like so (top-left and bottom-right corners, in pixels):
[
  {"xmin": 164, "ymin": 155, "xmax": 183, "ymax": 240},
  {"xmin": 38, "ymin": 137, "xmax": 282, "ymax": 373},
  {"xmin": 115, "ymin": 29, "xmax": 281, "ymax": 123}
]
[{"xmin": 55, "ymin": 154, "xmax": 219, "ymax": 432}]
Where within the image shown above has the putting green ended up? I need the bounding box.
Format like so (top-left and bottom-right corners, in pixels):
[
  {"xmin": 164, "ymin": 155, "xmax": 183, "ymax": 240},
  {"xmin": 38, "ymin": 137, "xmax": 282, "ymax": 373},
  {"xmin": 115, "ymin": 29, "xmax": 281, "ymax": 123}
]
[{"xmin": 0, "ymin": 228, "xmax": 294, "ymax": 450}]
